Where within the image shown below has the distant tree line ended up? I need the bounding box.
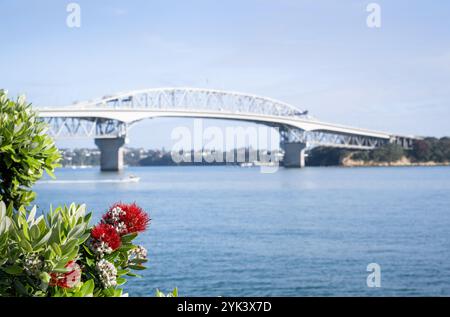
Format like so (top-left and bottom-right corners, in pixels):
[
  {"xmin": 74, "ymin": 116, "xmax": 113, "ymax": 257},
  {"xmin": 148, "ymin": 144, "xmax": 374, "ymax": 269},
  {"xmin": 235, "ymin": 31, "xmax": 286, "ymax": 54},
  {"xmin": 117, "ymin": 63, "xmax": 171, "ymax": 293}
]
[
  {"xmin": 307, "ymin": 137, "xmax": 450, "ymax": 166},
  {"xmin": 60, "ymin": 148, "xmax": 168, "ymax": 167},
  {"xmin": 351, "ymin": 143, "xmax": 405, "ymax": 163},
  {"xmin": 410, "ymin": 138, "xmax": 450, "ymax": 162},
  {"xmin": 59, "ymin": 147, "xmax": 280, "ymax": 167},
  {"xmin": 59, "ymin": 137, "xmax": 450, "ymax": 167},
  {"xmin": 60, "ymin": 148, "xmax": 100, "ymax": 166}
]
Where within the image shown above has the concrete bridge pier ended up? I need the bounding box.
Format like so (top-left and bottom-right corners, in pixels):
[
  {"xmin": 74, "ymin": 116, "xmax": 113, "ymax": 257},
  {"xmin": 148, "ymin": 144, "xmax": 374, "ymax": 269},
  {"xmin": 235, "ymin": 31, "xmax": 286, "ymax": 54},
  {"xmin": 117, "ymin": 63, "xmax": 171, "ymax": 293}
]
[
  {"xmin": 95, "ymin": 137, "xmax": 125, "ymax": 171},
  {"xmin": 283, "ymin": 142, "xmax": 307, "ymax": 168}
]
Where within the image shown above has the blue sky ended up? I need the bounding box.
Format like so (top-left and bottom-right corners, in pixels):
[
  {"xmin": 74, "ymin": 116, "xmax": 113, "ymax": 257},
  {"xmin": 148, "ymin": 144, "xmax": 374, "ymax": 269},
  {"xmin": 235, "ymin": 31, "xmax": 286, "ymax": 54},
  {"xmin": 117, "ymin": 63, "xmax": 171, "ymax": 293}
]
[{"xmin": 1, "ymin": 0, "xmax": 449, "ymax": 148}]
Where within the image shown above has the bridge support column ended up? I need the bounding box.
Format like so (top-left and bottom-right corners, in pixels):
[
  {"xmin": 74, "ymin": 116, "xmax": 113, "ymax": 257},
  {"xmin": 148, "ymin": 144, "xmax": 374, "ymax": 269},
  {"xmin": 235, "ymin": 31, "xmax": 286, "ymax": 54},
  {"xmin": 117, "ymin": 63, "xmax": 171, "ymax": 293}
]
[
  {"xmin": 283, "ymin": 142, "xmax": 307, "ymax": 168},
  {"xmin": 95, "ymin": 137, "xmax": 125, "ymax": 172}
]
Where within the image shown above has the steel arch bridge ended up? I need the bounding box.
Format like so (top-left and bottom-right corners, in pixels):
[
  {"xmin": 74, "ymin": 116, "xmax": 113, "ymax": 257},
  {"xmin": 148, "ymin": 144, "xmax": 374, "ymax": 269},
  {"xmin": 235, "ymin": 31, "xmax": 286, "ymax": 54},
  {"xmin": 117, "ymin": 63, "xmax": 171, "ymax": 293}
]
[
  {"xmin": 36, "ymin": 87, "xmax": 419, "ymax": 169},
  {"xmin": 39, "ymin": 87, "xmax": 308, "ymax": 138}
]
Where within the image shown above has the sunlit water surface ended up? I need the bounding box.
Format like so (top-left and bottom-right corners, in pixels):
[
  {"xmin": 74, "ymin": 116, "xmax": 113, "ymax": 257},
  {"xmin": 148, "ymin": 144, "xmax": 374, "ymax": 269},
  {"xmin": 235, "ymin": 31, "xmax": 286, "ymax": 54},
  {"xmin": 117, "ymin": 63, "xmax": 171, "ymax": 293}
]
[{"xmin": 34, "ymin": 166, "xmax": 450, "ymax": 296}]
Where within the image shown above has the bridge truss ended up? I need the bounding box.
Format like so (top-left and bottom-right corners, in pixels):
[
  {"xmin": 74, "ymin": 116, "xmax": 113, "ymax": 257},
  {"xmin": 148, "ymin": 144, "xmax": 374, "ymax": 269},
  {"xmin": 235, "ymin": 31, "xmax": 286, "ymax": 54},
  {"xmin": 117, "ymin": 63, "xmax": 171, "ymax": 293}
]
[
  {"xmin": 280, "ymin": 128, "xmax": 390, "ymax": 150},
  {"xmin": 37, "ymin": 87, "xmax": 415, "ymax": 150},
  {"xmin": 69, "ymin": 87, "xmax": 309, "ymax": 118},
  {"xmin": 41, "ymin": 117, "xmax": 127, "ymax": 139}
]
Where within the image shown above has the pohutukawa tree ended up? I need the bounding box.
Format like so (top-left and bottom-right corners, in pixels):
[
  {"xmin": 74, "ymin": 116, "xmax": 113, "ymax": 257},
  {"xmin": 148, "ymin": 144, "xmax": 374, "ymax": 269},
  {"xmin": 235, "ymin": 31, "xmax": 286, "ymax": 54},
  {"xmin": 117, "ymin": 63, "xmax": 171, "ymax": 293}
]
[
  {"xmin": 0, "ymin": 90, "xmax": 61, "ymax": 209},
  {"xmin": 0, "ymin": 201, "xmax": 151, "ymax": 296},
  {"xmin": 0, "ymin": 91, "xmax": 163, "ymax": 297}
]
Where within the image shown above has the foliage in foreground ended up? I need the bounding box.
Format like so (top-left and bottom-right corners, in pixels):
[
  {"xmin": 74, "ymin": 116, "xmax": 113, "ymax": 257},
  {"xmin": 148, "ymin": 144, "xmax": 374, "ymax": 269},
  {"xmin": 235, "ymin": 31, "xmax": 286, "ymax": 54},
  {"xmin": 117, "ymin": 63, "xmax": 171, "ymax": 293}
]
[
  {"xmin": 156, "ymin": 288, "xmax": 178, "ymax": 297},
  {"xmin": 0, "ymin": 201, "xmax": 150, "ymax": 297},
  {"xmin": 0, "ymin": 90, "xmax": 61, "ymax": 209},
  {"xmin": 0, "ymin": 90, "xmax": 177, "ymax": 297}
]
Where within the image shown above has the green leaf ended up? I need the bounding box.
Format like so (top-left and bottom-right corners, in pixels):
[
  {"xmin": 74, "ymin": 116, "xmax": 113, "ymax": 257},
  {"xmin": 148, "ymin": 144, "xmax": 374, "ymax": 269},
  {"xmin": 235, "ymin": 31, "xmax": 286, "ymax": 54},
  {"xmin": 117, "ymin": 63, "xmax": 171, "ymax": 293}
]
[
  {"xmin": 155, "ymin": 288, "xmax": 178, "ymax": 297},
  {"xmin": 126, "ymin": 272, "xmax": 141, "ymax": 278},
  {"xmin": 3, "ymin": 265, "xmax": 23, "ymax": 275},
  {"xmin": 128, "ymin": 264, "xmax": 146, "ymax": 271},
  {"xmin": 30, "ymin": 224, "xmax": 41, "ymax": 240},
  {"xmin": 79, "ymin": 279, "xmax": 94, "ymax": 297},
  {"xmin": 129, "ymin": 258, "xmax": 148, "ymax": 265},
  {"xmin": 82, "ymin": 244, "xmax": 94, "ymax": 256},
  {"xmin": 27, "ymin": 205, "xmax": 37, "ymax": 223},
  {"xmin": 155, "ymin": 289, "xmax": 165, "ymax": 297},
  {"xmin": 33, "ymin": 229, "xmax": 52, "ymax": 248},
  {"xmin": 85, "ymin": 257, "xmax": 94, "ymax": 266},
  {"xmin": 44, "ymin": 167, "xmax": 55, "ymax": 179},
  {"xmin": 120, "ymin": 233, "xmax": 138, "ymax": 244},
  {"xmin": 13, "ymin": 280, "xmax": 28, "ymax": 296},
  {"xmin": 52, "ymin": 267, "xmax": 70, "ymax": 274},
  {"xmin": 102, "ymin": 287, "xmax": 115, "ymax": 297},
  {"xmin": 77, "ymin": 232, "xmax": 90, "ymax": 244},
  {"xmin": 117, "ymin": 269, "xmax": 129, "ymax": 276},
  {"xmin": 67, "ymin": 224, "xmax": 86, "ymax": 240},
  {"xmin": 118, "ymin": 245, "xmax": 135, "ymax": 252},
  {"xmin": 116, "ymin": 277, "xmax": 126, "ymax": 286},
  {"xmin": 0, "ymin": 201, "xmax": 7, "ymax": 221},
  {"xmin": 65, "ymin": 246, "xmax": 79, "ymax": 261},
  {"xmin": 19, "ymin": 239, "xmax": 33, "ymax": 252},
  {"xmin": 39, "ymin": 272, "xmax": 51, "ymax": 283},
  {"xmin": 61, "ymin": 239, "xmax": 78, "ymax": 254},
  {"xmin": 51, "ymin": 242, "xmax": 62, "ymax": 256},
  {"xmin": 20, "ymin": 219, "xmax": 30, "ymax": 240}
]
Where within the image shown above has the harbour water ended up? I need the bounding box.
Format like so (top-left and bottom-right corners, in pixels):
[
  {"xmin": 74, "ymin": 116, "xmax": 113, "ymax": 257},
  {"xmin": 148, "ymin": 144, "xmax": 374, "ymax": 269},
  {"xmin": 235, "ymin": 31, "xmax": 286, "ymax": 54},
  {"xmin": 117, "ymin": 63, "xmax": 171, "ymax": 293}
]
[{"xmin": 34, "ymin": 166, "xmax": 450, "ymax": 296}]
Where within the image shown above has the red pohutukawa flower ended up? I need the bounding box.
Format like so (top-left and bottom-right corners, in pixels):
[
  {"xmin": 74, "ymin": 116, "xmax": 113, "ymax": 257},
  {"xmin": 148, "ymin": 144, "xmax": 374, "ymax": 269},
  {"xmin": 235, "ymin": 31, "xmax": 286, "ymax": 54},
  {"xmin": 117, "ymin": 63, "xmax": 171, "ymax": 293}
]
[
  {"xmin": 49, "ymin": 261, "xmax": 81, "ymax": 289},
  {"xmin": 103, "ymin": 202, "xmax": 150, "ymax": 235},
  {"xmin": 90, "ymin": 223, "xmax": 122, "ymax": 251}
]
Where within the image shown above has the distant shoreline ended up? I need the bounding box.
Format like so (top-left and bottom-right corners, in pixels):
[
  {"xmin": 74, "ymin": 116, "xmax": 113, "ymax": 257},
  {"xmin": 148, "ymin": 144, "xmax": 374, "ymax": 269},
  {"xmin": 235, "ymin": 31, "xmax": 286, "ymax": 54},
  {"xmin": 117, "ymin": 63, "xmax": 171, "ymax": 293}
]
[
  {"xmin": 59, "ymin": 162, "xmax": 450, "ymax": 169},
  {"xmin": 341, "ymin": 156, "xmax": 450, "ymax": 168}
]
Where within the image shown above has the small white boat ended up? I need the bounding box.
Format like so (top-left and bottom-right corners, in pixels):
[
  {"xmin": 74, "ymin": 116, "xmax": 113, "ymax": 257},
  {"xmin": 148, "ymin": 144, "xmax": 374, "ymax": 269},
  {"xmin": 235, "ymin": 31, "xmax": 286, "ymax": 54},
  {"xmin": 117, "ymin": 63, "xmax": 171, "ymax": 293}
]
[
  {"xmin": 38, "ymin": 174, "xmax": 140, "ymax": 184},
  {"xmin": 125, "ymin": 175, "xmax": 140, "ymax": 183}
]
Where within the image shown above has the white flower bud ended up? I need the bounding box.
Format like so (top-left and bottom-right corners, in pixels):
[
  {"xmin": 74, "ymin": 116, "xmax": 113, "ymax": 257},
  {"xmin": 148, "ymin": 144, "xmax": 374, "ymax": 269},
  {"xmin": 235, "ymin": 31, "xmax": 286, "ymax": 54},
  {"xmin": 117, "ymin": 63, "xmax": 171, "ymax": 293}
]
[{"xmin": 96, "ymin": 259, "xmax": 117, "ymax": 289}]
